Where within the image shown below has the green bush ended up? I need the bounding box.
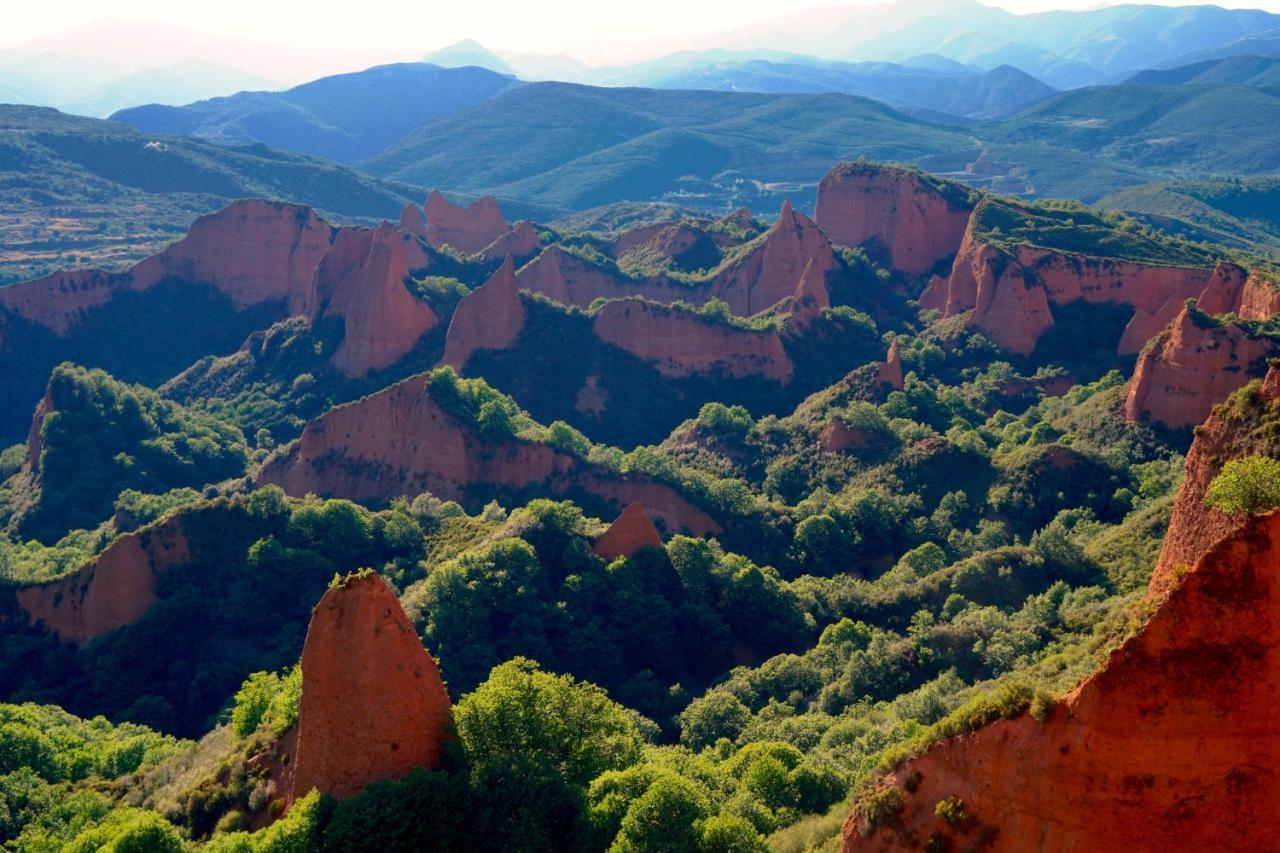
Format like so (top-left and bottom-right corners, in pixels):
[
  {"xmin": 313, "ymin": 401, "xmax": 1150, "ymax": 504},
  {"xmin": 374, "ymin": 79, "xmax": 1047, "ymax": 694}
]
[{"xmin": 1204, "ymin": 455, "xmax": 1280, "ymax": 515}]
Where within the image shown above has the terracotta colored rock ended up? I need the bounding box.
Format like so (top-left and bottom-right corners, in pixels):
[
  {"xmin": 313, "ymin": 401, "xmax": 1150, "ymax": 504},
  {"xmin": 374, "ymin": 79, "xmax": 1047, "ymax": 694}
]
[
  {"xmin": 517, "ymin": 244, "xmax": 682, "ymax": 308},
  {"xmin": 814, "ymin": 162, "xmax": 973, "ymax": 274},
  {"xmin": 257, "ymin": 375, "xmax": 720, "ymax": 536},
  {"xmin": 1123, "ymin": 304, "xmax": 1278, "ymax": 430},
  {"xmin": 290, "ymin": 573, "xmax": 451, "ymax": 803},
  {"xmin": 480, "ymin": 221, "xmax": 541, "ymax": 262},
  {"xmin": 1151, "ymin": 364, "xmax": 1280, "ymax": 597},
  {"xmin": 441, "ymin": 255, "xmax": 526, "ymax": 371},
  {"xmin": 425, "ymin": 190, "xmax": 510, "ymax": 254},
  {"xmin": 875, "ymin": 339, "xmax": 904, "ymax": 391},
  {"xmin": 786, "ymin": 259, "xmax": 831, "ymax": 328},
  {"xmin": 14, "ymin": 515, "xmax": 190, "ymax": 645},
  {"xmin": 399, "ymin": 202, "xmax": 427, "ymax": 239},
  {"xmin": 819, "ymin": 419, "xmax": 875, "ymax": 452},
  {"xmin": 930, "ymin": 225, "xmax": 1252, "ymax": 356},
  {"xmin": 710, "ymin": 199, "xmax": 838, "ymax": 315},
  {"xmin": 592, "ymin": 298, "xmax": 793, "ymax": 382},
  {"xmin": 1238, "ymin": 272, "xmax": 1280, "ymax": 319},
  {"xmin": 843, "ymin": 509, "xmax": 1280, "ymax": 852},
  {"xmin": 0, "ymin": 200, "xmax": 335, "ymax": 336},
  {"xmin": 593, "ymin": 503, "xmax": 664, "ymax": 560},
  {"xmin": 308, "ymin": 224, "xmax": 437, "ymax": 376}
]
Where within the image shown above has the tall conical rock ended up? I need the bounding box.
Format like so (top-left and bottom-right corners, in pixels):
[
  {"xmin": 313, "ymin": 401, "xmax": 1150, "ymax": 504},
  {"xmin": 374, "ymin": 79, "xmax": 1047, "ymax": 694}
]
[
  {"xmin": 441, "ymin": 255, "xmax": 526, "ymax": 371},
  {"xmin": 290, "ymin": 573, "xmax": 451, "ymax": 803},
  {"xmin": 425, "ymin": 190, "xmax": 510, "ymax": 254},
  {"xmin": 593, "ymin": 503, "xmax": 663, "ymax": 560},
  {"xmin": 710, "ymin": 199, "xmax": 838, "ymax": 315}
]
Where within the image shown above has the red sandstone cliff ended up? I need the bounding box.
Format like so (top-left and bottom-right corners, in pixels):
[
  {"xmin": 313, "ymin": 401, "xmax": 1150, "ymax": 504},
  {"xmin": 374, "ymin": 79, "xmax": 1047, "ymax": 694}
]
[
  {"xmin": 256, "ymin": 374, "xmax": 720, "ymax": 536},
  {"xmin": 290, "ymin": 573, "xmax": 451, "ymax": 803},
  {"xmin": 441, "ymin": 256, "xmax": 526, "ymax": 371},
  {"xmin": 1123, "ymin": 304, "xmax": 1277, "ymax": 430},
  {"xmin": 13, "ymin": 515, "xmax": 190, "ymax": 645},
  {"xmin": 920, "ymin": 216, "xmax": 1256, "ymax": 356},
  {"xmin": 844, "ymin": 509, "xmax": 1280, "ymax": 852},
  {"xmin": 1151, "ymin": 365, "xmax": 1280, "ymax": 597},
  {"xmin": 842, "ymin": 370, "xmax": 1280, "ymax": 851},
  {"xmin": 592, "ymin": 299, "xmax": 794, "ymax": 383},
  {"xmin": 593, "ymin": 503, "xmax": 664, "ymax": 561},
  {"xmin": 814, "ymin": 163, "xmax": 973, "ymax": 275},
  {"xmin": 425, "ymin": 190, "xmax": 510, "ymax": 254},
  {"xmin": 480, "ymin": 221, "xmax": 541, "ymax": 262},
  {"xmin": 0, "ymin": 200, "xmax": 335, "ymax": 337},
  {"xmin": 875, "ymin": 339, "xmax": 905, "ymax": 391},
  {"xmin": 785, "ymin": 259, "xmax": 831, "ymax": 329},
  {"xmin": 399, "ymin": 202, "xmax": 427, "ymax": 239},
  {"xmin": 306, "ymin": 223, "xmax": 437, "ymax": 376}
]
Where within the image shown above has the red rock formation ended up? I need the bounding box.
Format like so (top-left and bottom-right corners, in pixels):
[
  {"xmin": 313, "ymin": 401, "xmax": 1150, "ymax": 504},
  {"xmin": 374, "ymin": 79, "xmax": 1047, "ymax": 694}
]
[
  {"xmin": 1151, "ymin": 365, "xmax": 1280, "ymax": 597},
  {"xmin": 592, "ymin": 299, "xmax": 793, "ymax": 382},
  {"xmin": 14, "ymin": 515, "xmax": 190, "ymax": 645},
  {"xmin": 875, "ymin": 339, "xmax": 904, "ymax": 391},
  {"xmin": 0, "ymin": 200, "xmax": 335, "ymax": 336},
  {"xmin": 710, "ymin": 199, "xmax": 838, "ymax": 315},
  {"xmin": 290, "ymin": 573, "xmax": 451, "ymax": 803},
  {"xmin": 844, "ymin": 510, "xmax": 1280, "ymax": 852},
  {"xmin": 480, "ymin": 221, "xmax": 541, "ymax": 262},
  {"xmin": 517, "ymin": 244, "xmax": 683, "ymax": 308},
  {"xmin": 307, "ymin": 224, "xmax": 437, "ymax": 376},
  {"xmin": 399, "ymin": 202, "xmax": 427, "ymax": 239},
  {"xmin": 1123, "ymin": 304, "xmax": 1278, "ymax": 430},
  {"xmin": 814, "ymin": 163, "xmax": 973, "ymax": 274},
  {"xmin": 257, "ymin": 374, "xmax": 720, "ymax": 536},
  {"xmin": 593, "ymin": 503, "xmax": 664, "ymax": 560},
  {"xmin": 425, "ymin": 190, "xmax": 509, "ymax": 254},
  {"xmin": 924, "ymin": 222, "xmax": 1253, "ymax": 356},
  {"xmin": 786, "ymin": 259, "xmax": 831, "ymax": 329},
  {"xmin": 819, "ymin": 419, "xmax": 875, "ymax": 453},
  {"xmin": 441, "ymin": 256, "xmax": 526, "ymax": 371},
  {"xmin": 1238, "ymin": 272, "xmax": 1280, "ymax": 319}
]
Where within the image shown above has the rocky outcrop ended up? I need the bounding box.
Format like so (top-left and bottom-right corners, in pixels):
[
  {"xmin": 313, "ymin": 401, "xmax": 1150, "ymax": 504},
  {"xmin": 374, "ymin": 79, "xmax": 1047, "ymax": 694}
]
[
  {"xmin": 307, "ymin": 224, "xmax": 437, "ymax": 376},
  {"xmin": 290, "ymin": 573, "xmax": 451, "ymax": 803},
  {"xmin": 425, "ymin": 190, "xmax": 509, "ymax": 254},
  {"xmin": 593, "ymin": 503, "xmax": 663, "ymax": 561},
  {"xmin": 0, "ymin": 200, "xmax": 335, "ymax": 337},
  {"xmin": 875, "ymin": 339, "xmax": 904, "ymax": 391},
  {"xmin": 921, "ymin": 223, "xmax": 1256, "ymax": 356},
  {"xmin": 1152, "ymin": 365, "xmax": 1280, "ymax": 597},
  {"xmin": 1237, "ymin": 272, "xmax": 1280, "ymax": 319},
  {"xmin": 819, "ymin": 419, "xmax": 877, "ymax": 453},
  {"xmin": 13, "ymin": 515, "xmax": 190, "ymax": 645},
  {"xmin": 711, "ymin": 200, "xmax": 838, "ymax": 316},
  {"xmin": 592, "ymin": 299, "xmax": 793, "ymax": 383},
  {"xmin": 517, "ymin": 244, "xmax": 684, "ymax": 308},
  {"xmin": 257, "ymin": 374, "xmax": 720, "ymax": 536},
  {"xmin": 399, "ymin": 202, "xmax": 427, "ymax": 239},
  {"xmin": 815, "ymin": 163, "xmax": 973, "ymax": 274},
  {"xmin": 786, "ymin": 259, "xmax": 831, "ymax": 328},
  {"xmin": 844, "ymin": 509, "xmax": 1280, "ymax": 852},
  {"xmin": 1123, "ymin": 305, "xmax": 1278, "ymax": 430},
  {"xmin": 441, "ymin": 256, "xmax": 526, "ymax": 371},
  {"xmin": 480, "ymin": 221, "xmax": 541, "ymax": 262}
]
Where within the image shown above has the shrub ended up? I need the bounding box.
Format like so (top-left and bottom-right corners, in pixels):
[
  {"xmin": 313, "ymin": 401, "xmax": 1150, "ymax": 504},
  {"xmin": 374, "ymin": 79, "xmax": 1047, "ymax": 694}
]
[
  {"xmin": 1204, "ymin": 455, "xmax": 1280, "ymax": 515},
  {"xmin": 934, "ymin": 796, "xmax": 970, "ymax": 828}
]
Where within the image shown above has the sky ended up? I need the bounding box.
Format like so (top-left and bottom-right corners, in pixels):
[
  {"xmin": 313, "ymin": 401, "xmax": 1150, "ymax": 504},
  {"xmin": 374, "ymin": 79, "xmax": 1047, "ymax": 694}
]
[{"xmin": 6, "ymin": 0, "xmax": 1277, "ymax": 64}]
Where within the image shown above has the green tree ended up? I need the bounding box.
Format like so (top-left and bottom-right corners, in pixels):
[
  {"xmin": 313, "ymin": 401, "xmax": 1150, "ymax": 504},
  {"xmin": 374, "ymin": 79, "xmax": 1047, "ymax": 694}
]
[
  {"xmin": 1205, "ymin": 456, "xmax": 1280, "ymax": 515},
  {"xmin": 612, "ymin": 775, "xmax": 709, "ymax": 853},
  {"xmin": 679, "ymin": 692, "xmax": 751, "ymax": 750}
]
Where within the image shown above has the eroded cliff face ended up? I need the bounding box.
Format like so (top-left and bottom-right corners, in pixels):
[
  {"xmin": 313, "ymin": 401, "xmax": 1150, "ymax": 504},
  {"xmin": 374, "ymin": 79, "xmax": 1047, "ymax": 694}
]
[
  {"xmin": 843, "ymin": 372, "xmax": 1280, "ymax": 852},
  {"xmin": 307, "ymin": 223, "xmax": 437, "ymax": 376},
  {"xmin": 711, "ymin": 200, "xmax": 838, "ymax": 316},
  {"xmin": 480, "ymin": 221, "xmax": 542, "ymax": 263},
  {"xmin": 425, "ymin": 190, "xmax": 510, "ymax": 254},
  {"xmin": 592, "ymin": 299, "xmax": 794, "ymax": 382},
  {"xmin": 441, "ymin": 256, "xmax": 526, "ymax": 371},
  {"xmin": 920, "ymin": 225, "xmax": 1254, "ymax": 356},
  {"xmin": 1152, "ymin": 365, "xmax": 1280, "ymax": 597},
  {"xmin": 256, "ymin": 375, "xmax": 721, "ymax": 536},
  {"xmin": 0, "ymin": 200, "xmax": 336, "ymax": 337},
  {"xmin": 13, "ymin": 515, "xmax": 190, "ymax": 645},
  {"xmin": 875, "ymin": 339, "xmax": 905, "ymax": 391},
  {"xmin": 815, "ymin": 163, "xmax": 972, "ymax": 275},
  {"xmin": 290, "ymin": 573, "xmax": 451, "ymax": 803},
  {"xmin": 593, "ymin": 503, "xmax": 664, "ymax": 561},
  {"xmin": 1123, "ymin": 305, "xmax": 1278, "ymax": 430}
]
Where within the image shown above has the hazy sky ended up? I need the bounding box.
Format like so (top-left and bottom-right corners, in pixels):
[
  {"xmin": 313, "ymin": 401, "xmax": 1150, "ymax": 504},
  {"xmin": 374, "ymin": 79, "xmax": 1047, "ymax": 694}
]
[{"xmin": 6, "ymin": 0, "xmax": 1275, "ymax": 63}]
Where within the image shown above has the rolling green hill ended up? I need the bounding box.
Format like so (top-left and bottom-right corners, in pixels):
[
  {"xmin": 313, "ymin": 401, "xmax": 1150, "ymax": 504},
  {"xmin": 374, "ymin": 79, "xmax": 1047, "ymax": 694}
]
[
  {"xmin": 1100, "ymin": 175, "xmax": 1280, "ymax": 251},
  {"xmin": 0, "ymin": 105, "xmax": 422, "ymax": 283}
]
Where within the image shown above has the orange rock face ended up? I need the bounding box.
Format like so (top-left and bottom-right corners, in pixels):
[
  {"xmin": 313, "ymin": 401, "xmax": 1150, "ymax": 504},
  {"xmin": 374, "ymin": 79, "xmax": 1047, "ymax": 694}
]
[
  {"xmin": 785, "ymin": 259, "xmax": 831, "ymax": 329},
  {"xmin": 257, "ymin": 374, "xmax": 721, "ymax": 536},
  {"xmin": 399, "ymin": 202, "xmax": 427, "ymax": 239},
  {"xmin": 814, "ymin": 163, "xmax": 973, "ymax": 274},
  {"xmin": 924, "ymin": 226, "xmax": 1253, "ymax": 356},
  {"xmin": 875, "ymin": 339, "xmax": 904, "ymax": 391},
  {"xmin": 1123, "ymin": 304, "xmax": 1278, "ymax": 430},
  {"xmin": 0, "ymin": 200, "xmax": 335, "ymax": 336},
  {"xmin": 593, "ymin": 503, "xmax": 664, "ymax": 560},
  {"xmin": 592, "ymin": 299, "xmax": 794, "ymax": 382},
  {"xmin": 480, "ymin": 221, "xmax": 542, "ymax": 262},
  {"xmin": 441, "ymin": 256, "xmax": 526, "ymax": 371},
  {"xmin": 1151, "ymin": 365, "xmax": 1280, "ymax": 597},
  {"xmin": 425, "ymin": 190, "xmax": 510, "ymax": 254},
  {"xmin": 14, "ymin": 515, "xmax": 190, "ymax": 645},
  {"xmin": 710, "ymin": 200, "xmax": 838, "ymax": 316},
  {"xmin": 307, "ymin": 223, "xmax": 437, "ymax": 376},
  {"xmin": 845, "ymin": 511, "xmax": 1280, "ymax": 852},
  {"xmin": 290, "ymin": 573, "xmax": 451, "ymax": 803}
]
